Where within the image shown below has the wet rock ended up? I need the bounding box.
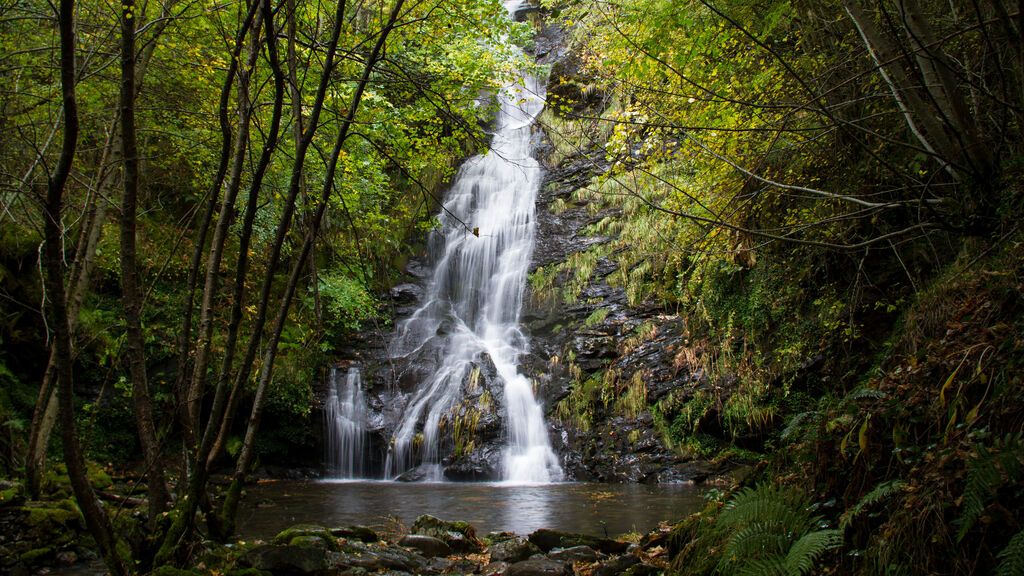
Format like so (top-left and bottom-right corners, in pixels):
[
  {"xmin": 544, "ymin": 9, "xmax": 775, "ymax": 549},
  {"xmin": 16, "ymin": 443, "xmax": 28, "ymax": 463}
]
[
  {"xmin": 592, "ymin": 554, "xmax": 639, "ymax": 576},
  {"xmin": 330, "ymin": 525, "xmax": 379, "ymax": 543},
  {"xmin": 411, "ymin": 515, "xmax": 484, "ymax": 553},
  {"xmin": 398, "ymin": 534, "xmax": 451, "ymax": 558},
  {"xmin": 481, "ymin": 561, "xmax": 510, "ymax": 576},
  {"xmin": 547, "ymin": 546, "xmax": 601, "ymax": 563},
  {"xmin": 489, "ymin": 537, "xmax": 542, "ymax": 563},
  {"xmin": 528, "ymin": 529, "xmax": 629, "ymax": 555},
  {"xmin": 506, "ymin": 557, "xmax": 574, "ymax": 576},
  {"xmin": 241, "ymin": 544, "xmax": 329, "ymax": 574},
  {"xmin": 443, "ymin": 444, "xmax": 502, "ymax": 481}
]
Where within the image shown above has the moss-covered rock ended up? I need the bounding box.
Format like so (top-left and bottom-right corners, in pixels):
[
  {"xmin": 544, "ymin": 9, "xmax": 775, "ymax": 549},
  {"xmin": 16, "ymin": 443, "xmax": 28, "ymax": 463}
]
[
  {"xmin": 411, "ymin": 514, "xmax": 484, "ymax": 553},
  {"xmin": 19, "ymin": 546, "xmax": 54, "ymax": 564},
  {"xmin": 272, "ymin": 524, "xmax": 340, "ymax": 552}
]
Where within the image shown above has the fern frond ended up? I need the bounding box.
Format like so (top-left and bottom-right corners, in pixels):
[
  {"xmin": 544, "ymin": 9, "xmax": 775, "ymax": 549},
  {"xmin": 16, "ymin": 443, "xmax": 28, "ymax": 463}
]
[
  {"xmin": 840, "ymin": 479, "xmax": 905, "ymax": 530},
  {"xmin": 845, "ymin": 387, "xmax": 888, "ymax": 401},
  {"xmin": 781, "ymin": 410, "xmax": 816, "ymax": 442},
  {"xmin": 958, "ymin": 445, "xmax": 1004, "ymax": 542},
  {"xmin": 719, "ymin": 484, "xmax": 812, "ymax": 535},
  {"xmin": 784, "ymin": 529, "xmax": 842, "ymax": 575},
  {"xmin": 723, "ymin": 522, "xmax": 791, "ymax": 562},
  {"xmin": 996, "ymin": 529, "xmax": 1024, "ymax": 576},
  {"xmin": 736, "ymin": 557, "xmax": 789, "ymax": 576}
]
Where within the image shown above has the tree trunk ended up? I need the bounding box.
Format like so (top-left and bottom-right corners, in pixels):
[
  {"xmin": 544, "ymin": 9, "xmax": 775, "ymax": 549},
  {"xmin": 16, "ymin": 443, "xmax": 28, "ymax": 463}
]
[
  {"xmin": 43, "ymin": 0, "xmax": 129, "ymax": 572},
  {"xmin": 844, "ymin": 0, "xmax": 964, "ymax": 178},
  {"xmin": 119, "ymin": 0, "xmax": 170, "ymax": 524},
  {"xmin": 174, "ymin": 0, "xmax": 260, "ymax": 452},
  {"xmin": 186, "ymin": 3, "xmax": 264, "ymax": 447},
  {"xmin": 218, "ymin": 0, "xmax": 406, "ymax": 537}
]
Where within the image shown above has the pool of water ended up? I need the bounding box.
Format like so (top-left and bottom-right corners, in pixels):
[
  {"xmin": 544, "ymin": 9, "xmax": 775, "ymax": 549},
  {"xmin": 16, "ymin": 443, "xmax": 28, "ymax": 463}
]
[{"xmin": 236, "ymin": 481, "xmax": 705, "ymax": 540}]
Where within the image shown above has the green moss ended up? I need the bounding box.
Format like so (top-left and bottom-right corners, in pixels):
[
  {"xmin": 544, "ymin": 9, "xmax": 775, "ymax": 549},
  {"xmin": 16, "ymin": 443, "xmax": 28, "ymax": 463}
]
[
  {"xmin": 0, "ymin": 483, "xmax": 22, "ymax": 505},
  {"xmin": 273, "ymin": 524, "xmax": 339, "ymax": 552},
  {"xmin": 19, "ymin": 546, "xmax": 54, "ymax": 564}
]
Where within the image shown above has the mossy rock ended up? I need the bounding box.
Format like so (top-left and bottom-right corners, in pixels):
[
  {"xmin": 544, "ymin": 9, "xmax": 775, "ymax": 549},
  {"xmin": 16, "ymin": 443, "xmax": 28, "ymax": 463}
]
[
  {"xmin": 272, "ymin": 524, "xmax": 339, "ymax": 552},
  {"xmin": 25, "ymin": 501, "xmax": 81, "ymax": 529},
  {"xmin": 0, "ymin": 483, "xmax": 23, "ymax": 506},
  {"xmin": 410, "ymin": 515, "xmax": 484, "ymax": 553},
  {"xmin": 19, "ymin": 546, "xmax": 55, "ymax": 564},
  {"xmin": 86, "ymin": 462, "xmax": 113, "ymax": 490}
]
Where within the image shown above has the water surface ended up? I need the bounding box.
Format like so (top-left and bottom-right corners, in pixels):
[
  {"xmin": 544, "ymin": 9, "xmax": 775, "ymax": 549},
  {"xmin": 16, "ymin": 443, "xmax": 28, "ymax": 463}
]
[{"xmin": 237, "ymin": 481, "xmax": 704, "ymax": 540}]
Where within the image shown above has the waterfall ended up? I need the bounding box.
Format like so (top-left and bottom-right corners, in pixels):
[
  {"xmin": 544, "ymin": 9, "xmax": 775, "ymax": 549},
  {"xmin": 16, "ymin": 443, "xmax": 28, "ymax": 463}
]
[
  {"xmin": 384, "ymin": 0, "xmax": 563, "ymax": 483},
  {"xmin": 324, "ymin": 366, "xmax": 367, "ymax": 479}
]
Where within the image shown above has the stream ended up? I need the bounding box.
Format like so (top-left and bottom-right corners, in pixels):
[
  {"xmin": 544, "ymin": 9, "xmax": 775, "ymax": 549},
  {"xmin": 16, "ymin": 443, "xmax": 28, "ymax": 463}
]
[{"xmin": 236, "ymin": 481, "xmax": 705, "ymax": 540}]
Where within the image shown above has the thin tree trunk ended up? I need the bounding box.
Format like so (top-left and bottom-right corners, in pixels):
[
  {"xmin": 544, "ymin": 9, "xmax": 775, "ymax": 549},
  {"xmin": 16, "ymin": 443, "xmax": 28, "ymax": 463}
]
[
  {"xmin": 844, "ymin": 0, "xmax": 964, "ymax": 178},
  {"xmin": 218, "ymin": 0, "xmax": 406, "ymax": 536},
  {"xmin": 44, "ymin": 0, "xmax": 128, "ymax": 572},
  {"xmin": 896, "ymin": 0, "xmax": 994, "ymax": 177},
  {"xmin": 119, "ymin": 0, "xmax": 170, "ymax": 524},
  {"xmin": 26, "ymin": 105, "xmax": 117, "ymax": 499},
  {"xmin": 186, "ymin": 3, "xmax": 263, "ymax": 446},
  {"xmin": 205, "ymin": 0, "xmax": 288, "ymax": 471},
  {"xmin": 209, "ymin": 0, "xmax": 352, "ymax": 477}
]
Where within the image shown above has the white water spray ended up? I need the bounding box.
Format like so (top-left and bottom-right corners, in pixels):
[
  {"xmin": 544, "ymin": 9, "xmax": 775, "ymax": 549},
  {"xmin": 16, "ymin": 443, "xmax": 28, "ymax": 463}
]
[
  {"xmin": 324, "ymin": 366, "xmax": 368, "ymax": 478},
  {"xmin": 384, "ymin": 1, "xmax": 562, "ymax": 483}
]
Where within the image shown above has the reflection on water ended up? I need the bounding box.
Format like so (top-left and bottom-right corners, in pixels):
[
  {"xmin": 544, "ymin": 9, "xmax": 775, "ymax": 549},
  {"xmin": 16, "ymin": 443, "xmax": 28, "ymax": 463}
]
[{"xmin": 236, "ymin": 481, "xmax": 704, "ymax": 539}]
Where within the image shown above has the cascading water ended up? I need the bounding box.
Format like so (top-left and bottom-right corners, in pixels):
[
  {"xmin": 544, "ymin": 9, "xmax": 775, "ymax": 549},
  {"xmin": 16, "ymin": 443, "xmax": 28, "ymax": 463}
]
[
  {"xmin": 324, "ymin": 366, "xmax": 368, "ymax": 478},
  {"xmin": 384, "ymin": 0, "xmax": 562, "ymax": 483}
]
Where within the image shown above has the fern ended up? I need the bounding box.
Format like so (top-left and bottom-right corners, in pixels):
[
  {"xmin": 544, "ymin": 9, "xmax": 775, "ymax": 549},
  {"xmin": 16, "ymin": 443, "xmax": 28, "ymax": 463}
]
[
  {"xmin": 719, "ymin": 485, "xmax": 812, "ymax": 535},
  {"xmin": 996, "ymin": 529, "xmax": 1024, "ymax": 576},
  {"xmin": 784, "ymin": 529, "xmax": 842, "ymax": 574},
  {"xmin": 781, "ymin": 410, "xmax": 817, "ymax": 442},
  {"xmin": 736, "ymin": 557, "xmax": 789, "ymax": 576},
  {"xmin": 840, "ymin": 479, "xmax": 906, "ymax": 530},
  {"xmin": 957, "ymin": 434, "xmax": 1024, "ymax": 542},
  {"xmin": 715, "ymin": 484, "xmax": 841, "ymax": 576}
]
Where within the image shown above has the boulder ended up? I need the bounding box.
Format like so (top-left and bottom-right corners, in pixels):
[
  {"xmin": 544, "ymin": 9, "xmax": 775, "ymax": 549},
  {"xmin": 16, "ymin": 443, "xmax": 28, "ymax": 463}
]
[
  {"xmin": 506, "ymin": 557, "xmax": 574, "ymax": 576},
  {"xmin": 398, "ymin": 534, "xmax": 451, "ymax": 558},
  {"xmin": 481, "ymin": 561, "xmax": 510, "ymax": 576},
  {"xmin": 592, "ymin": 554, "xmax": 639, "ymax": 576},
  {"xmin": 411, "ymin": 515, "xmax": 484, "ymax": 553},
  {"xmin": 272, "ymin": 524, "xmax": 339, "ymax": 552},
  {"xmin": 489, "ymin": 537, "xmax": 542, "ymax": 563},
  {"xmin": 547, "ymin": 546, "xmax": 601, "ymax": 563},
  {"xmin": 241, "ymin": 544, "xmax": 329, "ymax": 574},
  {"xmin": 330, "ymin": 525, "xmax": 379, "ymax": 543},
  {"xmin": 528, "ymin": 529, "xmax": 629, "ymax": 555}
]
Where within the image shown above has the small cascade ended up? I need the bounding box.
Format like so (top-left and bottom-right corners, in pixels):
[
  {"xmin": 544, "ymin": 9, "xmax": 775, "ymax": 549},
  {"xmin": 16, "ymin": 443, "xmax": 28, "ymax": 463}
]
[
  {"xmin": 324, "ymin": 366, "xmax": 367, "ymax": 479},
  {"xmin": 383, "ymin": 0, "xmax": 562, "ymax": 483}
]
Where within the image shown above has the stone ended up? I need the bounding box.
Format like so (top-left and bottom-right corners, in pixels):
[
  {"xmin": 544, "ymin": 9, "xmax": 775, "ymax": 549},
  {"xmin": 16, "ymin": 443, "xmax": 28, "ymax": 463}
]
[
  {"xmin": 546, "ymin": 546, "xmax": 601, "ymax": 563},
  {"xmin": 527, "ymin": 529, "xmax": 629, "ymax": 555},
  {"xmin": 272, "ymin": 524, "xmax": 339, "ymax": 552},
  {"xmin": 398, "ymin": 534, "xmax": 451, "ymax": 558},
  {"xmin": 592, "ymin": 554, "xmax": 639, "ymax": 576},
  {"xmin": 330, "ymin": 525, "xmax": 379, "ymax": 543},
  {"xmin": 481, "ymin": 561, "xmax": 509, "ymax": 576},
  {"xmin": 240, "ymin": 544, "xmax": 329, "ymax": 574},
  {"xmin": 506, "ymin": 557, "xmax": 573, "ymax": 576},
  {"xmin": 489, "ymin": 537, "xmax": 542, "ymax": 563},
  {"xmin": 411, "ymin": 515, "xmax": 484, "ymax": 553}
]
